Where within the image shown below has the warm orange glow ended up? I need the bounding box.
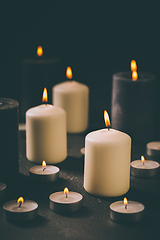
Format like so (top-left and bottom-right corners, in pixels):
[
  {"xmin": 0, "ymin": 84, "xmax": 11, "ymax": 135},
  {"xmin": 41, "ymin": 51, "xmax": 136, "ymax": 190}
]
[
  {"xmin": 66, "ymin": 66, "xmax": 73, "ymax": 79},
  {"xmin": 37, "ymin": 46, "xmax": 43, "ymax": 57},
  {"xmin": 17, "ymin": 197, "xmax": 24, "ymax": 205},
  {"xmin": 141, "ymin": 155, "xmax": 145, "ymax": 164},
  {"xmin": 123, "ymin": 198, "xmax": 128, "ymax": 205},
  {"xmin": 104, "ymin": 110, "xmax": 111, "ymax": 128},
  {"xmin": 64, "ymin": 187, "xmax": 69, "ymax": 196},
  {"xmin": 42, "ymin": 88, "xmax": 48, "ymax": 102},
  {"xmin": 132, "ymin": 71, "xmax": 138, "ymax": 81},
  {"xmin": 42, "ymin": 160, "xmax": 46, "ymax": 167},
  {"xmin": 130, "ymin": 60, "xmax": 137, "ymax": 72}
]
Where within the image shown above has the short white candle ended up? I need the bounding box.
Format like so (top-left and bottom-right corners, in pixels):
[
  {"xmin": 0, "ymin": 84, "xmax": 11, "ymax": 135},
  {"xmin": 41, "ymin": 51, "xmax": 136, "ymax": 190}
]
[
  {"xmin": 131, "ymin": 155, "xmax": 159, "ymax": 178},
  {"xmin": 49, "ymin": 188, "xmax": 83, "ymax": 213},
  {"xmin": 146, "ymin": 141, "xmax": 160, "ymax": 157},
  {"xmin": 3, "ymin": 197, "xmax": 38, "ymax": 222},
  {"xmin": 29, "ymin": 160, "xmax": 60, "ymax": 182},
  {"xmin": 52, "ymin": 67, "xmax": 89, "ymax": 133},
  {"xmin": 26, "ymin": 88, "xmax": 67, "ymax": 164},
  {"xmin": 0, "ymin": 182, "xmax": 6, "ymax": 200},
  {"xmin": 84, "ymin": 111, "xmax": 131, "ymax": 197},
  {"xmin": 110, "ymin": 198, "xmax": 145, "ymax": 223}
]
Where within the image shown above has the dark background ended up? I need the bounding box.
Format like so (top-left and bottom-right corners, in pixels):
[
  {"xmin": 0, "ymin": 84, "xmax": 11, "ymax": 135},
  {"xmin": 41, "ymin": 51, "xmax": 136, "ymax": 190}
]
[{"xmin": 0, "ymin": 1, "xmax": 159, "ymax": 127}]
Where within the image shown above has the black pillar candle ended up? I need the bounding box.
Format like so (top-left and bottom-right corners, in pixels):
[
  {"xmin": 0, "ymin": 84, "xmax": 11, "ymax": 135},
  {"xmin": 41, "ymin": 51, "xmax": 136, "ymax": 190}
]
[
  {"xmin": 21, "ymin": 56, "xmax": 62, "ymax": 122},
  {"xmin": 111, "ymin": 72, "xmax": 156, "ymax": 143},
  {"xmin": 0, "ymin": 98, "xmax": 19, "ymax": 183}
]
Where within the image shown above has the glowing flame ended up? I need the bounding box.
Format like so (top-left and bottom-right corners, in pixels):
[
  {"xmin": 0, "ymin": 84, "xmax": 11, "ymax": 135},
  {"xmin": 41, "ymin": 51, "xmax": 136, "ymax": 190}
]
[
  {"xmin": 66, "ymin": 66, "xmax": 73, "ymax": 79},
  {"xmin": 42, "ymin": 88, "xmax": 48, "ymax": 102},
  {"xmin": 104, "ymin": 110, "xmax": 111, "ymax": 128},
  {"xmin": 123, "ymin": 197, "xmax": 128, "ymax": 209},
  {"xmin": 141, "ymin": 155, "xmax": 145, "ymax": 164},
  {"xmin": 64, "ymin": 187, "xmax": 69, "ymax": 196},
  {"xmin": 17, "ymin": 197, "xmax": 24, "ymax": 205},
  {"xmin": 130, "ymin": 60, "xmax": 137, "ymax": 72},
  {"xmin": 37, "ymin": 46, "xmax": 43, "ymax": 57},
  {"xmin": 132, "ymin": 71, "xmax": 138, "ymax": 81},
  {"xmin": 42, "ymin": 160, "xmax": 46, "ymax": 167}
]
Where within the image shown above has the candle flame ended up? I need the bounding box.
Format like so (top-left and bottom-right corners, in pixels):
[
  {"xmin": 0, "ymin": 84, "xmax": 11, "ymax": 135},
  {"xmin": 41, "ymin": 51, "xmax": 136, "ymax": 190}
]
[
  {"xmin": 37, "ymin": 46, "xmax": 43, "ymax": 57},
  {"xmin": 42, "ymin": 88, "xmax": 48, "ymax": 102},
  {"xmin": 104, "ymin": 110, "xmax": 111, "ymax": 128},
  {"xmin": 123, "ymin": 198, "xmax": 128, "ymax": 206},
  {"xmin": 17, "ymin": 197, "xmax": 24, "ymax": 205},
  {"xmin": 64, "ymin": 187, "xmax": 69, "ymax": 196},
  {"xmin": 42, "ymin": 160, "xmax": 46, "ymax": 167},
  {"xmin": 132, "ymin": 71, "xmax": 138, "ymax": 81},
  {"xmin": 141, "ymin": 155, "xmax": 145, "ymax": 163},
  {"xmin": 130, "ymin": 60, "xmax": 137, "ymax": 72},
  {"xmin": 66, "ymin": 66, "xmax": 73, "ymax": 79}
]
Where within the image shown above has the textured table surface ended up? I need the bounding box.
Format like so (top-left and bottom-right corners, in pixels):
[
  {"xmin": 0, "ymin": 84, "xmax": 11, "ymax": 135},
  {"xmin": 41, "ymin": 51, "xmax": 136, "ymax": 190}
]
[{"xmin": 0, "ymin": 127, "xmax": 160, "ymax": 240}]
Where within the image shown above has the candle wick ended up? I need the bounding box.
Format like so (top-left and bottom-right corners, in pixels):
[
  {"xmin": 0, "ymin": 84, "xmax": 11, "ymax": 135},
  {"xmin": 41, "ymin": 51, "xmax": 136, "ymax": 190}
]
[
  {"xmin": 143, "ymin": 162, "xmax": 145, "ymax": 166},
  {"xmin": 65, "ymin": 193, "xmax": 67, "ymax": 198},
  {"xmin": 125, "ymin": 204, "xmax": 127, "ymax": 209},
  {"xmin": 43, "ymin": 167, "xmax": 46, "ymax": 171},
  {"xmin": 19, "ymin": 201, "xmax": 22, "ymax": 208}
]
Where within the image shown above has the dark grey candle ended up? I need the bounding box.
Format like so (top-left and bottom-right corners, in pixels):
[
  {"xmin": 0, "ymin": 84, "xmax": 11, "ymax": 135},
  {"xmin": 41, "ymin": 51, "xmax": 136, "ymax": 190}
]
[
  {"xmin": 21, "ymin": 57, "xmax": 62, "ymax": 122},
  {"xmin": 0, "ymin": 98, "xmax": 19, "ymax": 183},
  {"xmin": 111, "ymin": 72, "xmax": 156, "ymax": 143}
]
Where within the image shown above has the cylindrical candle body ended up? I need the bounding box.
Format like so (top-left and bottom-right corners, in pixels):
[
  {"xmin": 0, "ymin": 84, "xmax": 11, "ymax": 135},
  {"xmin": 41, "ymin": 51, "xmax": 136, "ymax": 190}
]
[
  {"xmin": 21, "ymin": 58, "xmax": 61, "ymax": 122},
  {"xmin": 0, "ymin": 98, "xmax": 19, "ymax": 183},
  {"xmin": 111, "ymin": 72, "xmax": 156, "ymax": 143},
  {"xmin": 26, "ymin": 104, "xmax": 67, "ymax": 164},
  {"xmin": 53, "ymin": 81, "xmax": 89, "ymax": 133},
  {"xmin": 146, "ymin": 141, "xmax": 160, "ymax": 158},
  {"xmin": 130, "ymin": 160, "xmax": 159, "ymax": 178},
  {"xmin": 84, "ymin": 129, "xmax": 131, "ymax": 197}
]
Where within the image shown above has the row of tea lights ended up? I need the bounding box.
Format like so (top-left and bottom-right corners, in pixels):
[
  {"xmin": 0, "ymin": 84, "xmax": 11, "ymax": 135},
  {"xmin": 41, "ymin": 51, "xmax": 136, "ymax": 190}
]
[{"xmin": 1, "ymin": 146, "xmax": 159, "ymax": 223}]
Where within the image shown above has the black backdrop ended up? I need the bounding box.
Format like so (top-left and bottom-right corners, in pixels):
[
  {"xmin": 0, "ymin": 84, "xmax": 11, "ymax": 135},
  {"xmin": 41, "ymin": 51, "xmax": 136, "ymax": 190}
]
[{"xmin": 0, "ymin": 1, "xmax": 159, "ymax": 129}]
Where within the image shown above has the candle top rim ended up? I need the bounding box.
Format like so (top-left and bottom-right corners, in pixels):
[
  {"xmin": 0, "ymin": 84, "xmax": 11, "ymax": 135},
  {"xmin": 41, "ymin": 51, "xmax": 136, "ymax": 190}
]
[
  {"xmin": 49, "ymin": 191, "xmax": 83, "ymax": 204},
  {"xmin": 113, "ymin": 72, "xmax": 155, "ymax": 81},
  {"xmin": 3, "ymin": 200, "xmax": 38, "ymax": 212},
  {"xmin": 86, "ymin": 128, "xmax": 131, "ymax": 143},
  {"xmin": 131, "ymin": 160, "xmax": 159, "ymax": 169},
  {"xmin": 22, "ymin": 58, "xmax": 60, "ymax": 64},
  {"xmin": 110, "ymin": 200, "xmax": 145, "ymax": 213},
  {"xmin": 0, "ymin": 182, "xmax": 6, "ymax": 191},
  {"xmin": 147, "ymin": 141, "xmax": 160, "ymax": 150},
  {"xmin": 26, "ymin": 104, "xmax": 66, "ymax": 117},
  {"xmin": 0, "ymin": 98, "xmax": 19, "ymax": 110},
  {"xmin": 53, "ymin": 81, "xmax": 89, "ymax": 92},
  {"xmin": 30, "ymin": 165, "xmax": 60, "ymax": 175}
]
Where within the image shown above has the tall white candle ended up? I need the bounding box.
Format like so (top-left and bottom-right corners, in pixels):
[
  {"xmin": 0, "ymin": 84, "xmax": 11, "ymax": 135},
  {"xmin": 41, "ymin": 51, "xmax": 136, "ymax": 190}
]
[
  {"xmin": 52, "ymin": 67, "xmax": 89, "ymax": 133},
  {"xmin": 26, "ymin": 88, "xmax": 67, "ymax": 164},
  {"xmin": 84, "ymin": 111, "xmax": 131, "ymax": 197}
]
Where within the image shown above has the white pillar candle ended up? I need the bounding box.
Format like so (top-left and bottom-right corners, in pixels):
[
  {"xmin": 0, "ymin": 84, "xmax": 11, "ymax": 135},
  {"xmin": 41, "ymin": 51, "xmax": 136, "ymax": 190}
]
[
  {"xmin": 52, "ymin": 67, "xmax": 89, "ymax": 133},
  {"xmin": 84, "ymin": 111, "xmax": 131, "ymax": 197},
  {"xmin": 26, "ymin": 88, "xmax": 67, "ymax": 164}
]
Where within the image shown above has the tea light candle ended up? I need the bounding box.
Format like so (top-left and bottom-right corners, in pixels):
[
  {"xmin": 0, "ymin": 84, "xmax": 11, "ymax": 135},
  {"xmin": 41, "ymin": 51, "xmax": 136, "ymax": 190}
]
[
  {"xmin": 52, "ymin": 67, "xmax": 89, "ymax": 133},
  {"xmin": 26, "ymin": 88, "xmax": 67, "ymax": 164},
  {"xmin": 146, "ymin": 141, "xmax": 160, "ymax": 158},
  {"xmin": 3, "ymin": 197, "xmax": 38, "ymax": 222},
  {"xmin": 131, "ymin": 155, "xmax": 159, "ymax": 178},
  {"xmin": 84, "ymin": 111, "xmax": 131, "ymax": 197},
  {"xmin": 49, "ymin": 188, "xmax": 83, "ymax": 213},
  {"xmin": 110, "ymin": 198, "xmax": 145, "ymax": 223},
  {"xmin": 29, "ymin": 160, "xmax": 60, "ymax": 182},
  {"xmin": 0, "ymin": 182, "xmax": 6, "ymax": 200}
]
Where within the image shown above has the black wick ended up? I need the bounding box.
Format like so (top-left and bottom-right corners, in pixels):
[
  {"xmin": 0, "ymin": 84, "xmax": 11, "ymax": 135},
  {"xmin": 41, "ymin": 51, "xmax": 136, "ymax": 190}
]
[
  {"xmin": 43, "ymin": 167, "xmax": 46, "ymax": 171},
  {"xmin": 19, "ymin": 201, "xmax": 22, "ymax": 208}
]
